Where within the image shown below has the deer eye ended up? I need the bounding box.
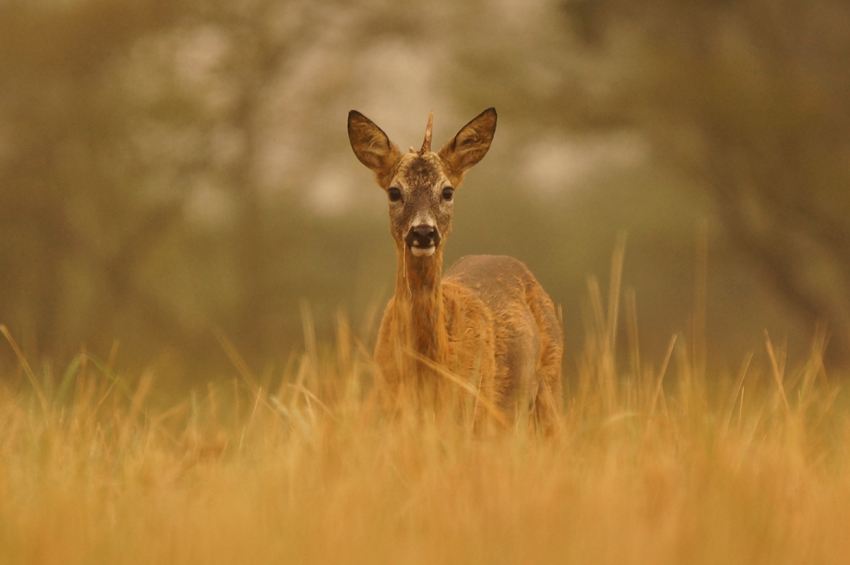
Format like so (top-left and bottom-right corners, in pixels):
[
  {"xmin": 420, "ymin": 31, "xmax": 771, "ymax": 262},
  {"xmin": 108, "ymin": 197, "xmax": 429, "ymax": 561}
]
[
  {"xmin": 388, "ymin": 187, "xmax": 402, "ymax": 202},
  {"xmin": 441, "ymin": 187, "xmax": 454, "ymax": 201}
]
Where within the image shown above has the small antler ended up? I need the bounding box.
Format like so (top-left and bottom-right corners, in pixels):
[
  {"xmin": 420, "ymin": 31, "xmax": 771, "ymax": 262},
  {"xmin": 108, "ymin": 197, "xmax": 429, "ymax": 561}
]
[{"xmin": 419, "ymin": 110, "xmax": 434, "ymax": 154}]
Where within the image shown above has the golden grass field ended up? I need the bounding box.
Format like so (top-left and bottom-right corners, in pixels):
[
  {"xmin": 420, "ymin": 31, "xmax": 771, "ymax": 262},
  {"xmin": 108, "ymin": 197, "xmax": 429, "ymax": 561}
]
[{"xmin": 2, "ymin": 274, "xmax": 850, "ymax": 565}]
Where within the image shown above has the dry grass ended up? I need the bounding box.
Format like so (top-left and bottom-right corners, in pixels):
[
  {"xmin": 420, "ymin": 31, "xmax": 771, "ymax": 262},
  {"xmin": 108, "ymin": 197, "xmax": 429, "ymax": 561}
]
[{"xmin": 2, "ymin": 292, "xmax": 850, "ymax": 564}]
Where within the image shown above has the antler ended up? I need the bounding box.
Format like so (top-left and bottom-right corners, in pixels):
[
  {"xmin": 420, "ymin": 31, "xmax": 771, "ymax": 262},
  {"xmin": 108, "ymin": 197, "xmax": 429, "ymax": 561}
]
[{"xmin": 419, "ymin": 111, "xmax": 434, "ymax": 154}]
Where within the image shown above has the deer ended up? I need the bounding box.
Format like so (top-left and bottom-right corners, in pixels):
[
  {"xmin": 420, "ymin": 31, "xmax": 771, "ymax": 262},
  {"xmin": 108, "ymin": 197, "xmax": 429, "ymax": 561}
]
[{"xmin": 347, "ymin": 107, "xmax": 563, "ymax": 433}]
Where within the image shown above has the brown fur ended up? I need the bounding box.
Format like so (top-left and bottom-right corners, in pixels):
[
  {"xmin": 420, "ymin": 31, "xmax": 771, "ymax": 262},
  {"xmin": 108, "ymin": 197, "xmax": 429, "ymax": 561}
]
[{"xmin": 348, "ymin": 108, "xmax": 563, "ymax": 432}]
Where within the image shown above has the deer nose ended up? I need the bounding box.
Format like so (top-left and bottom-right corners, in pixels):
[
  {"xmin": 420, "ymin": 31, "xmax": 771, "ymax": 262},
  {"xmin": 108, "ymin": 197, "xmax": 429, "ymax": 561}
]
[{"xmin": 405, "ymin": 224, "xmax": 440, "ymax": 249}]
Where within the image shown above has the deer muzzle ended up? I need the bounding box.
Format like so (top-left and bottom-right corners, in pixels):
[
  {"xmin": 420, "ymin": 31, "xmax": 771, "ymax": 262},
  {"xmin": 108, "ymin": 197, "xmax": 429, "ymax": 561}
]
[{"xmin": 406, "ymin": 224, "xmax": 440, "ymax": 257}]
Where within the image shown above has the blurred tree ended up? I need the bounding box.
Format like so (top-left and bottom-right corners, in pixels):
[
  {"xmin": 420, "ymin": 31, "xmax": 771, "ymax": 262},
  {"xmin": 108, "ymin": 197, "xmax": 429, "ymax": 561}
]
[
  {"xmin": 0, "ymin": 0, "xmax": 411, "ymax": 375},
  {"xmin": 0, "ymin": 0, "xmax": 192, "ymax": 360},
  {"xmin": 559, "ymin": 0, "xmax": 850, "ymax": 361}
]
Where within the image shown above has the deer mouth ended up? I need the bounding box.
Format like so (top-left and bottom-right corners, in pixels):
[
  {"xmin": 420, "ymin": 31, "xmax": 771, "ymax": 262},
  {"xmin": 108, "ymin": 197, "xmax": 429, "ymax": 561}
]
[{"xmin": 410, "ymin": 245, "xmax": 436, "ymax": 257}]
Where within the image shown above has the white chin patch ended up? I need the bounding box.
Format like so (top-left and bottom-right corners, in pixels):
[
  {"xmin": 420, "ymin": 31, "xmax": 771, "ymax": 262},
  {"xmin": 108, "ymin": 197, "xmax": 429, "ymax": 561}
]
[{"xmin": 410, "ymin": 246, "xmax": 436, "ymax": 257}]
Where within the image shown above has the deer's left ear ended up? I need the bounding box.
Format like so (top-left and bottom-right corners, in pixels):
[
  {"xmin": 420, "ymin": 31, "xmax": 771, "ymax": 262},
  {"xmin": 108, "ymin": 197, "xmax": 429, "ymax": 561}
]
[{"xmin": 438, "ymin": 108, "xmax": 497, "ymax": 183}]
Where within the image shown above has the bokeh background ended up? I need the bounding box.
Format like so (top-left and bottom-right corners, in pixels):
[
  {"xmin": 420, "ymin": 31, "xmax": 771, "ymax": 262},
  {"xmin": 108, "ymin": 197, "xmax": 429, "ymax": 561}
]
[{"xmin": 2, "ymin": 0, "xmax": 849, "ymax": 388}]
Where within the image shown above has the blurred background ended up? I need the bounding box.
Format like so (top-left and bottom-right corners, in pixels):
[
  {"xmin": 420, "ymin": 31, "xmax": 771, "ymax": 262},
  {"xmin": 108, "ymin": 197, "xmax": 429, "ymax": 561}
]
[{"xmin": 2, "ymin": 0, "xmax": 849, "ymax": 388}]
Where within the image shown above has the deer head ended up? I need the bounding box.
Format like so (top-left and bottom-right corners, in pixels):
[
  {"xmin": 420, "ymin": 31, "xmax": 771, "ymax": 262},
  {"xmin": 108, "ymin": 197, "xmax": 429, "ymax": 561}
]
[{"xmin": 348, "ymin": 108, "xmax": 497, "ymax": 259}]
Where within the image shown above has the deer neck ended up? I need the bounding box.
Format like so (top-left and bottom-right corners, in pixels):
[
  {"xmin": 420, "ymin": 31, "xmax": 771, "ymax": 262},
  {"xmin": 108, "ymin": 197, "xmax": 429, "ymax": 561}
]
[{"xmin": 394, "ymin": 246, "xmax": 448, "ymax": 364}]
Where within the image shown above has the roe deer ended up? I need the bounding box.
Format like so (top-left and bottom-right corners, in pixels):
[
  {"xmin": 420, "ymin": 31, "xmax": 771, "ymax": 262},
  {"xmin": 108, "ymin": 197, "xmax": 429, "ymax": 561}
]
[{"xmin": 348, "ymin": 108, "xmax": 563, "ymax": 432}]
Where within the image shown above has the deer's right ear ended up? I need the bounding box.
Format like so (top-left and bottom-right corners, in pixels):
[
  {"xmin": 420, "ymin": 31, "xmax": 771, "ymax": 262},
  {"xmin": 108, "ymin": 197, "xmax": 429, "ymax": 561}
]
[{"xmin": 348, "ymin": 111, "xmax": 402, "ymax": 182}]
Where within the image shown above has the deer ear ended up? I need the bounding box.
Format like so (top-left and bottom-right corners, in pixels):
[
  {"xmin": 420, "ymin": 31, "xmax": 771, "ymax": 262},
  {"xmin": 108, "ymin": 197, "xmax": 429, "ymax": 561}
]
[
  {"xmin": 438, "ymin": 108, "xmax": 497, "ymax": 181},
  {"xmin": 348, "ymin": 111, "xmax": 402, "ymax": 182}
]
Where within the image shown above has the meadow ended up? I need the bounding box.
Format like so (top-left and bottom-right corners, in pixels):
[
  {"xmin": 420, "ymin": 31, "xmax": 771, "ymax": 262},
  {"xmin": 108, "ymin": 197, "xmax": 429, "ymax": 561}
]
[
  {"xmin": 1, "ymin": 272, "xmax": 849, "ymax": 565},
  {"xmin": 2, "ymin": 2, "xmax": 848, "ymax": 562}
]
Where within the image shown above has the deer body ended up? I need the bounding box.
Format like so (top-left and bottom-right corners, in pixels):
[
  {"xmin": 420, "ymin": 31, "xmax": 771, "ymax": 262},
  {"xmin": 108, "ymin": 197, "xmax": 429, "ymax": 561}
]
[{"xmin": 348, "ymin": 108, "xmax": 562, "ymax": 430}]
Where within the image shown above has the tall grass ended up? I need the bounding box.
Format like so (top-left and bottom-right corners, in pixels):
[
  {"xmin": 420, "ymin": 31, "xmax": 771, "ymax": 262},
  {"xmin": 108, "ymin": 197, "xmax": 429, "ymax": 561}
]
[{"xmin": 1, "ymin": 272, "xmax": 849, "ymax": 564}]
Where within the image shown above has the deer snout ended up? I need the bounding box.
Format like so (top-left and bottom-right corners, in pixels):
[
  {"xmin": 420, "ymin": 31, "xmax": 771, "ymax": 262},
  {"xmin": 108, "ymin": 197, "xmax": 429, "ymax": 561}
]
[{"xmin": 405, "ymin": 224, "xmax": 440, "ymax": 256}]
